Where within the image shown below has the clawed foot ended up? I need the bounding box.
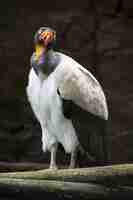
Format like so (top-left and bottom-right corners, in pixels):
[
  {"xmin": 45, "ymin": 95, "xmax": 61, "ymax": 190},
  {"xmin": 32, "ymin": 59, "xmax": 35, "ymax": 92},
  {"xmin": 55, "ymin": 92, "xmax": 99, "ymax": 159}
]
[
  {"xmin": 49, "ymin": 164, "xmax": 58, "ymax": 170},
  {"xmin": 68, "ymin": 164, "xmax": 76, "ymax": 169}
]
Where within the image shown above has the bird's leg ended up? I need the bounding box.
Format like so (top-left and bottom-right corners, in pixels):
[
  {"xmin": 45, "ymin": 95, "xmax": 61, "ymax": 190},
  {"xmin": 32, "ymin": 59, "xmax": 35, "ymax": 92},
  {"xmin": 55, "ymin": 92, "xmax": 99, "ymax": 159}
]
[
  {"xmin": 69, "ymin": 147, "xmax": 78, "ymax": 169},
  {"xmin": 49, "ymin": 143, "xmax": 58, "ymax": 169}
]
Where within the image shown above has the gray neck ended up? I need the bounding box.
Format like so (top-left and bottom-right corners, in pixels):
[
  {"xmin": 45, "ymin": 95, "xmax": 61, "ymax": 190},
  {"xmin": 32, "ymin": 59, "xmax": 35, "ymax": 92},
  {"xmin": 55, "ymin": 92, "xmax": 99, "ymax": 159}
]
[
  {"xmin": 37, "ymin": 49, "xmax": 59, "ymax": 77},
  {"xmin": 31, "ymin": 48, "xmax": 60, "ymax": 79},
  {"xmin": 40, "ymin": 49, "xmax": 59, "ymax": 76},
  {"xmin": 45, "ymin": 49, "xmax": 56, "ymax": 67}
]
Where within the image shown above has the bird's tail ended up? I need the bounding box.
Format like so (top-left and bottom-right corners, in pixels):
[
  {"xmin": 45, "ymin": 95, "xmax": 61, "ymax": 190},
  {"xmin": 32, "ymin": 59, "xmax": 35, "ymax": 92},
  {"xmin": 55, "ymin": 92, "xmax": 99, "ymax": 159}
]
[{"xmin": 78, "ymin": 144, "xmax": 95, "ymax": 161}]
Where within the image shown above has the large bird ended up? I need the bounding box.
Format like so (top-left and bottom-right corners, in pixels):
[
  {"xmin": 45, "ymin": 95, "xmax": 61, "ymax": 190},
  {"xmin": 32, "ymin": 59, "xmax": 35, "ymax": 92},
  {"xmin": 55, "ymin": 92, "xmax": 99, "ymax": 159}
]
[{"xmin": 26, "ymin": 27, "xmax": 108, "ymax": 169}]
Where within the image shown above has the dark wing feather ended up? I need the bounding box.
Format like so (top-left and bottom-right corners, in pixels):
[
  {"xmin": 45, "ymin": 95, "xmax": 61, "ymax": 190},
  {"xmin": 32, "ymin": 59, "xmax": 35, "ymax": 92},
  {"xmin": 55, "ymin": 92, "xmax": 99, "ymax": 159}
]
[{"xmin": 58, "ymin": 89, "xmax": 108, "ymax": 162}]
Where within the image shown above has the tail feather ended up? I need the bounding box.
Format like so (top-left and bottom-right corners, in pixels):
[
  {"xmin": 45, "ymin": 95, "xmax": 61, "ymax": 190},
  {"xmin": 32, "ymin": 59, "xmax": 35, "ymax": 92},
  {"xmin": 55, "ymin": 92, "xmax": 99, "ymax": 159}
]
[{"xmin": 78, "ymin": 144, "xmax": 95, "ymax": 161}]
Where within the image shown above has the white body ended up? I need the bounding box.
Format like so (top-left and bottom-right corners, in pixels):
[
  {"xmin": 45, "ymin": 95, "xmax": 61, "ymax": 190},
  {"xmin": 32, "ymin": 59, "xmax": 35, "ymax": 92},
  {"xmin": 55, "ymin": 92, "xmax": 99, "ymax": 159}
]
[{"xmin": 26, "ymin": 52, "xmax": 108, "ymax": 153}]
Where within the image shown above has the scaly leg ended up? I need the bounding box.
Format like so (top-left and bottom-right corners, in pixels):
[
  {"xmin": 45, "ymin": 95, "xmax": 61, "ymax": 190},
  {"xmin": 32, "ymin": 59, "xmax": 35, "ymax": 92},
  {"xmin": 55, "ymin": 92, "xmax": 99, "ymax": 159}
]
[
  {"xmin": 49, "ymin": 143, "xmax": 58, "ymax": 169},
  {"xmin": 69, "ymin": 147, "xmax": 78, "ymax": 169}
]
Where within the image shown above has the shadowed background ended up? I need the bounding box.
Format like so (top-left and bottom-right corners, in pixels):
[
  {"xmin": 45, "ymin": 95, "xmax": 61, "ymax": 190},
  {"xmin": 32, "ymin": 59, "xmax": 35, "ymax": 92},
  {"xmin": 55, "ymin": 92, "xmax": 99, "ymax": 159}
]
[{"xmin": 0, "ymin": 0, "xmax": 133, "ymax": 164}]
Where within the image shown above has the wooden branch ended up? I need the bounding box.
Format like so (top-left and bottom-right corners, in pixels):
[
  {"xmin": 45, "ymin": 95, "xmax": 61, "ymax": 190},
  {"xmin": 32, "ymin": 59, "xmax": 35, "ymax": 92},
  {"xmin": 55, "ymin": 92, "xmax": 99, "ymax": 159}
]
[
  {"xmin": 0, "ymin": 178, "xmax": 108, "ymax": 199},
  {"xmin": 0, "ymin": 164, "xmax": 133, "ymax": 199},
  {"xmin": 0, "ymin": 178, "xmax": 133, "ymax": 199},
  {"xmin": 0, "ymin": 163, "xmax": 133, "ymax": 186}
]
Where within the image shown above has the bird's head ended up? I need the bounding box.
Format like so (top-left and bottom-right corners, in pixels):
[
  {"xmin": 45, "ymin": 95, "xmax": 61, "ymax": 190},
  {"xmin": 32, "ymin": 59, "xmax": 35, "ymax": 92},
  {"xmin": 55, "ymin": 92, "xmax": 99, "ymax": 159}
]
[{"xmin": 34, "ymin": 27, "xmax": 56, "ymax": 59}]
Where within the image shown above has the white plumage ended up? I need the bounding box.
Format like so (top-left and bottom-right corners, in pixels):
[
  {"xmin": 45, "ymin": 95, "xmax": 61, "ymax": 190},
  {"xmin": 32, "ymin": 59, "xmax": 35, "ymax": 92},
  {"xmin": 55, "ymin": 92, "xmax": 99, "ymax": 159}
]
[
  {"xmin": 27, "ymin": 55, "xmax": 79, "ymax": 153},
  {"xmin": 26, "ymin": 27, "xmax": 108, "ymax": 169}
]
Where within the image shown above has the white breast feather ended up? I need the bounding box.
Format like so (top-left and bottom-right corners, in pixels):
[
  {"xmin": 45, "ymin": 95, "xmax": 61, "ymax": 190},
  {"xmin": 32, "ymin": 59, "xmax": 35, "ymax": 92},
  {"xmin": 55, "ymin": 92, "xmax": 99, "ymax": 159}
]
[{"xmin": 26, "ymin": 68, "xmax": 79, "ymax": 153}]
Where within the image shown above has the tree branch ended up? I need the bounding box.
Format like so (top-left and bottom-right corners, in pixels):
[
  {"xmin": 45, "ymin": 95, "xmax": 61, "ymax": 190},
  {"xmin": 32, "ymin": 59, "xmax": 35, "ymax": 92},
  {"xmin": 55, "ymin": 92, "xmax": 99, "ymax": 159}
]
[
  {"xmin": 0, "ymin": 178, "xmax": 133, "ymax": 199},
  {"xmin": 0, "ymin": 163, "xmax": 133, "ymax": 186}
]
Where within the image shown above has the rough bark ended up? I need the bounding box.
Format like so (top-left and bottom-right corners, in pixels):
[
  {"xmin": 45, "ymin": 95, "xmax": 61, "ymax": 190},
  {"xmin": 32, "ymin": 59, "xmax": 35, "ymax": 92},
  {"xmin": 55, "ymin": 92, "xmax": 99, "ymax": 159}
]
[
  {"xmin": 0, "ymin": 178, "xmax": 110, "ymax": 199},
  {"xmin": 0, "ymin": 164, "xmax": 133, "ymax": 199},
  {"xmin": 0, "ymin": 178, "xmax": 133, "ymax": 199},
  {"xmin": 0, "ymin": 164, "xmax": 133, "ymax": 186}
]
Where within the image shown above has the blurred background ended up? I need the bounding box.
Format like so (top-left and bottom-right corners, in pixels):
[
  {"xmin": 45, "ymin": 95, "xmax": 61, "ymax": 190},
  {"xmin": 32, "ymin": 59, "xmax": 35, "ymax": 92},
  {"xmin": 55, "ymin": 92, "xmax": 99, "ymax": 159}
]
[{"xmin": 0, "ymin": 0, "xmax": 133, "ymax": 165}]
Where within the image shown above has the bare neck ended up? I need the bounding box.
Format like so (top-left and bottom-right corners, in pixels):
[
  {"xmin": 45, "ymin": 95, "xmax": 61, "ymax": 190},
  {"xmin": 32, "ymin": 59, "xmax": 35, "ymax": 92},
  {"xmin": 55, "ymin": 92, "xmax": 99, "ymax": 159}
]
[{"xmin": 39, "ymin": 48, "xmax": 59, "ymax": 77}]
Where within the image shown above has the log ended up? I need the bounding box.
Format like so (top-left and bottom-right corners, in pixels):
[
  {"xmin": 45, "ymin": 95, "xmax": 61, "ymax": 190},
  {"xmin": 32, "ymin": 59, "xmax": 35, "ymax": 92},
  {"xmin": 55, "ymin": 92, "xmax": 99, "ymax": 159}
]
[
  {"xmin": 0, "ymin": 178, "xmax": 133, "ymax": 199},
  {"xmin": 0, "ymin": 178, "xmax": 108, "ymax": 199},
  {"xmin": 0, "ymin": 163, "xmax": 133, "ymax": 186}
]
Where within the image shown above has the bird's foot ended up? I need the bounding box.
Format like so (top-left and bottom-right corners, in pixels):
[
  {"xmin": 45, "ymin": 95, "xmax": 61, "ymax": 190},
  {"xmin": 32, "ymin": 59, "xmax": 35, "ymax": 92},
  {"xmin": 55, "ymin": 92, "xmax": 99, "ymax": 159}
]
[
  {"xmin": 68, "ymin": 164, "xmax": 76, "ymax": 169},
  {"xmin": 49, "ymin": 164, "xmax": 58, "ymax": 170},
  {"xmin": 68, "ymin": 159, "xmax": 76, "ymax": 169}
]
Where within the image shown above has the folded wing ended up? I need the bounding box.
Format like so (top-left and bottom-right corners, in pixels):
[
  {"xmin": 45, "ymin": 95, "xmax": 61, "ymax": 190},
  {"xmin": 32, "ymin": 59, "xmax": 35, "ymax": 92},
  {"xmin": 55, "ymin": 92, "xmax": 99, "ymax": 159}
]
[{"xmin": 58, "ymin": 60, "xmax": 108, "ymax": 120}]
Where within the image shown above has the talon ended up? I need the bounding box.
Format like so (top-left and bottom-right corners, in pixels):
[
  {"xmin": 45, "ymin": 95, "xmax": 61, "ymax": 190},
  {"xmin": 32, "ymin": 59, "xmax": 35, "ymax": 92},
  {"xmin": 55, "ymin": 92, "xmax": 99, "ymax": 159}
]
[
  {"xmin": 49, "ymin": 165, "xmax": 58, "ymax": 170},
  {"xmin": 68, "ymin": 164, "xmax": 75, "ymax": 169}
]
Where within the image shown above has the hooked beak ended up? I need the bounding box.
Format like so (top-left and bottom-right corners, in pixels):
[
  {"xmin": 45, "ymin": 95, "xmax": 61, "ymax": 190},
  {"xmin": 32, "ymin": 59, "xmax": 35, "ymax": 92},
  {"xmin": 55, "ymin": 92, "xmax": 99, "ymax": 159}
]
[{"xmin": 35, "ymin": 44, "xmax": 45, "ymax": 60}]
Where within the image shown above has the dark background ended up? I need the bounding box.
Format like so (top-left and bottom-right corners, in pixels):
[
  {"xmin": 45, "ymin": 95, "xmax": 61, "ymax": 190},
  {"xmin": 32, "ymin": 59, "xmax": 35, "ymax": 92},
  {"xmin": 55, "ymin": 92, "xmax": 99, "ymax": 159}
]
[{"xmin": 0, "ymin": 0, "xmax": 133, "ymax": 165}]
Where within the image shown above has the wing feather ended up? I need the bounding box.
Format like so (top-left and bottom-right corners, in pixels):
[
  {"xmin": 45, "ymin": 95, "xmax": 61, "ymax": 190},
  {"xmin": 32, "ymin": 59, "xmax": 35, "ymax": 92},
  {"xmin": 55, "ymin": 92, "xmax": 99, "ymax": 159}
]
[{"xmin": 57, "ymin": 54, "xmax": 108, "ymax": 120}]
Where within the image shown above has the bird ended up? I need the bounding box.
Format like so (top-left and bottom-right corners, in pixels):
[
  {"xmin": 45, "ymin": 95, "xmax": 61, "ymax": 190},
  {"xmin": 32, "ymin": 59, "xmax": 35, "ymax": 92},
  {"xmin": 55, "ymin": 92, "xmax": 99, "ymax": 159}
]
[{"xmin": 26, "ymin": 27, "xmax": 108, "ymax": 169}]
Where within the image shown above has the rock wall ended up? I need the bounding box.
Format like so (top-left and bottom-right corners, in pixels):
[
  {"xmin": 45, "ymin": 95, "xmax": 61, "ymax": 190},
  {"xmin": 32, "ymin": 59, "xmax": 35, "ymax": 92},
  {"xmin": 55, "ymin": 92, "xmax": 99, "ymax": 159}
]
[{"xmin": 0, "ymin": 0, "xmax": 133, "ymax": 163}]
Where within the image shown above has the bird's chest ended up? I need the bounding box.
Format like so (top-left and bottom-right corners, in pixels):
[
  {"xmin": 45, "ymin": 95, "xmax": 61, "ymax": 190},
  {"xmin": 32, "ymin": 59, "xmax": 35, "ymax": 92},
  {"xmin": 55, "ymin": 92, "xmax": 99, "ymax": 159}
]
[
  {"xmin": 38, "ymin": 77, "xmax": 62, "ymax": 127},
  {"xmin": 27, "ymin": 69, "xmax": 63, "ymax": 130}
]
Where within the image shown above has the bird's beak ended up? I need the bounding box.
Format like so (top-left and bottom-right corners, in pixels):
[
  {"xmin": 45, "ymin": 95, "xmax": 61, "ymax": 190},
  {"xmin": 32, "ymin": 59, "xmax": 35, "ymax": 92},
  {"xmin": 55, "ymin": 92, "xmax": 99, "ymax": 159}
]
[
  {"xmin": 35, "ymin": 44, "xmax": 44, "ymax": 60},
  {"xmin": 39, "ymin": 31, "xmax": 55, "ymax": 47}
]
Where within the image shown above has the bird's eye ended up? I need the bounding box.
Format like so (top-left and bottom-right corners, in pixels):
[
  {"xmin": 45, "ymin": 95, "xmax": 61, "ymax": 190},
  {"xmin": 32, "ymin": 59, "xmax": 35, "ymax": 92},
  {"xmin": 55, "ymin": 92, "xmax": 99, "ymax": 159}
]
[
  {"xmin": 38, "ymin": 28, "xmax": 47, "ymax": 35},
  {"xmin": 38, "ymin": 29, "xmax": 43, "ymax": 35}
]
